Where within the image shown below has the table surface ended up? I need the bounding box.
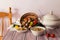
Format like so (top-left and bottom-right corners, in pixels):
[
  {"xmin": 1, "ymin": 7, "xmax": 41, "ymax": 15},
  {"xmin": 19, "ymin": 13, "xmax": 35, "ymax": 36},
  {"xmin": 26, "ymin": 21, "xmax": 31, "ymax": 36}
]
[{"xmin": 3, "ymin": 26, "xmax": 60, "ymax": 40}]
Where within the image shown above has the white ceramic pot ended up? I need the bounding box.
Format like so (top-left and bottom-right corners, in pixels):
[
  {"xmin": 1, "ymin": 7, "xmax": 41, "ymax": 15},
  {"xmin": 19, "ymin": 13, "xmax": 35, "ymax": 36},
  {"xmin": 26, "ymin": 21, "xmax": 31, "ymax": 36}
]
[
  {"xmin": 40, "ymin": 11, "xmax": 60, "ymax": 29},
  {"xmin": 31, "ymin": 26, "xmax": 45, "ymax": 36}
]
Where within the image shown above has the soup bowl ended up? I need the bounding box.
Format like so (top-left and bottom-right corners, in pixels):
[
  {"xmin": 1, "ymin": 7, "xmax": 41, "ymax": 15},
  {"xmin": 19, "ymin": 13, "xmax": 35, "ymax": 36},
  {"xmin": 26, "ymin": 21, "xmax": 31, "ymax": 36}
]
[{"xmin": 30, "ymin": 26, "xmax": 45, "ymax": 36}]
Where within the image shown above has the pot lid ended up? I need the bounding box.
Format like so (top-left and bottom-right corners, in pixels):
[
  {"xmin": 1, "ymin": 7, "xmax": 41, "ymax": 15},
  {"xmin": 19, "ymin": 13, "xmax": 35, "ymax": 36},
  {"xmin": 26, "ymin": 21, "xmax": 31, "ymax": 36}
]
[{"xmin": 43, "ymin": 11, "xmax": 60, "ymax": 21}]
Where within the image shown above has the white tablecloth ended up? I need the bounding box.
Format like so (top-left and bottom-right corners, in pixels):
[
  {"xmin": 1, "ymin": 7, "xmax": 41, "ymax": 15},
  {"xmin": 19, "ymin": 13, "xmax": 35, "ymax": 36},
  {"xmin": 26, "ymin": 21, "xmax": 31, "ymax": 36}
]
[{"xmin": 3, "ymin": 26, "xmax": 60, "ymax": 40}]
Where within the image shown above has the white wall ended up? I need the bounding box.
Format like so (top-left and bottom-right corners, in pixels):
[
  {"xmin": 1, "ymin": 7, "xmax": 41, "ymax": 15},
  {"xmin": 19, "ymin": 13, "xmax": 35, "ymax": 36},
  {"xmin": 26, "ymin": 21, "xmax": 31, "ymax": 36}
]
[
  {"xmin": 0, "ymin": 0, "xmax": 60, "ymax": 36},
  {"xmin": 0, "ymin": 0, "xmax": 60, "ymax": 17}
]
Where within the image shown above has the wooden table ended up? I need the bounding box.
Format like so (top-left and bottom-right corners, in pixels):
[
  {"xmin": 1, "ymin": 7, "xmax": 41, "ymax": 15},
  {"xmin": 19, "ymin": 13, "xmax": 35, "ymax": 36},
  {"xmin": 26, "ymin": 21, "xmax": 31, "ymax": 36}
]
[{"xmin": 3, "ymin": 26, "xmax": 60, "ymax": 40}]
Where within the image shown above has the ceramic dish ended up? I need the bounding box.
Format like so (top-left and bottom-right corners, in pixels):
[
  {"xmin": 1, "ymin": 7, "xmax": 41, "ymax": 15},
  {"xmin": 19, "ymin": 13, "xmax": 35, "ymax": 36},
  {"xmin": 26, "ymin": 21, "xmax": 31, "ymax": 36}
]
[
  {"xmin": 20, "ymin": 12, "xmax": 38, "ymax": 28},
  {"xmin": 15, "ymin": 27, "xmax": 28, "ymax": 32},
  {"xmin": 40, "ymin": 11, "xmax": 60, "ymax": 29},
  {"xmin": 30, "ymin": 26, "xmax": 45, "ymax": 36},
  {"xmin": 20, "ymin": 12, "xmax": 38, "ymax": 23}
]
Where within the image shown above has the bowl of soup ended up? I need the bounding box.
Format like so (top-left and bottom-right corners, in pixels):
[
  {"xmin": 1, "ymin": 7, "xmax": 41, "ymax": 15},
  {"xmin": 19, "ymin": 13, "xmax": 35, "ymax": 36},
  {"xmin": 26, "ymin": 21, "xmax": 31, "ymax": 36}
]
[{"xmin": 30, "ymin": 26, "xmax": 45, "ymax": 36}]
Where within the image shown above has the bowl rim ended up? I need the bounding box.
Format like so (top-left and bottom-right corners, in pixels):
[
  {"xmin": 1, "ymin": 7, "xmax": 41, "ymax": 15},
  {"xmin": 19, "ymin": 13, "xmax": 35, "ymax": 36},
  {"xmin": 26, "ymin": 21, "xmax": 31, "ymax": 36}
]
[{"xmin": 30, "ymin": 26, "xmax": 45, "ymax": 31}]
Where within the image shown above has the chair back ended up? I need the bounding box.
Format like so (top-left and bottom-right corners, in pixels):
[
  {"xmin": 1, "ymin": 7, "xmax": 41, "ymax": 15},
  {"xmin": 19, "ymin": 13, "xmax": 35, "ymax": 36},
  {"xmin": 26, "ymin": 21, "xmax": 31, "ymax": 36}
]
[{"xmin": 0, "ymin": 7, "xmax": 12, "ymax": 37}]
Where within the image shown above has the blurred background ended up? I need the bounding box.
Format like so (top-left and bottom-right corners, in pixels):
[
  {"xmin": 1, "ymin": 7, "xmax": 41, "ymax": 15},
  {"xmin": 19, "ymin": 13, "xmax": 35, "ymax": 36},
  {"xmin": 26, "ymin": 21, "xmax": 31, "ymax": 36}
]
[{"xmin": 0, "ymin": 0, "xmax": 60, "ymax": 36}]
